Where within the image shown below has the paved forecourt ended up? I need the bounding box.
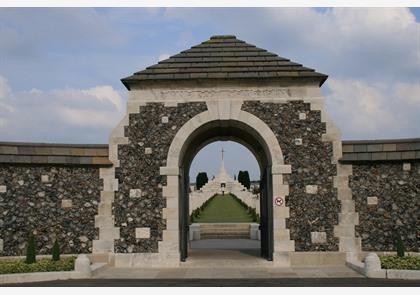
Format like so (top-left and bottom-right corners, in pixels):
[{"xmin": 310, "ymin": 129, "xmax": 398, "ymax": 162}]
[{"xmin": 5, "ymin": 277, "xmax": 420, "ymax": 287}]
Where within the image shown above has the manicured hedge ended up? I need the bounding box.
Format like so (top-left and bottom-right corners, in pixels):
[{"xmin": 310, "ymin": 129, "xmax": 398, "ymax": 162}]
[
  {"xmin": 0, "ymin": 256, "xmax": 76, "ymax": 275},
  {"xmin": 380, "ymin": 255, "xmax": 420, "ymax": 270}
]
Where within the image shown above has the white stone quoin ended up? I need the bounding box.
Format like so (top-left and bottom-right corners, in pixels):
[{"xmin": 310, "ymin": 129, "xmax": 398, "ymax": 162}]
[{"xmin": 0, "ymin": 185, "xmax": 6, "ymax": 193}]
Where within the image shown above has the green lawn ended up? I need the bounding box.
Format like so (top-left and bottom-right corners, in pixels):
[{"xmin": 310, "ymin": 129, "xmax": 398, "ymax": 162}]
[{"xmin": 194, "ymin": 194, "xmax": 254, "ymax": 223}]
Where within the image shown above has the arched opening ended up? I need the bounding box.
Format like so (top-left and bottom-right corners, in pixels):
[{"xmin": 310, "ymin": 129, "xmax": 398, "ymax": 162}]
[
  {"xmin": 177, "ymin": 119, "xmax": 274, "ymax": 262},
  {"xmin": 188, "ymin": 141, "xmax": 261, "ymax": 257}
]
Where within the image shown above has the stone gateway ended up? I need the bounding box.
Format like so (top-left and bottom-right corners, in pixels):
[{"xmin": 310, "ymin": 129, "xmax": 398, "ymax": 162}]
[{"xmin": 0, "ymin": 35, "xmax": 418, "ymax": 267}]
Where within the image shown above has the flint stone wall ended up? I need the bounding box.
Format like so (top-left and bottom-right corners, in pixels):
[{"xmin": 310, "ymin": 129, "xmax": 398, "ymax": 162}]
[
  {"xmin": 350, "ymin": 162, "xmax": 419, "ymax": 252},
  {"xmin": 242, "ymin": 100, "xmax": 340, "ymax": 251},
  {"xmin": 0, "ymin": 165, "xmax": 102, "ymax": 256},
  {"xmin": 114, "ymin": 102, "xmax": 207, "ymax": 253}
]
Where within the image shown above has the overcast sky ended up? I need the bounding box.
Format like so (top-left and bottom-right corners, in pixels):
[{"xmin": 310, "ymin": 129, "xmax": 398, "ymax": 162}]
[{"xmin": 0, "ymin": 8, "xmax": 419, "ymax": 180}]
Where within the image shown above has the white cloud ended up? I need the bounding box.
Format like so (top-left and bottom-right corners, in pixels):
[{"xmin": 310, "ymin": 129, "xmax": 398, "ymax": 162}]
[
  {"xmin": 393, "ymin": 82, "xmax": 420, "ymax": 106},
  {"xmin": 158, "ymin": 54, "xmax": 171, "ymax": 62},
  {"xmin": 0, "ymin": 76, "xmax": 11, "ymax": 99},
  {"xmin": 0, "ymin": 75, "xmax": 126, "ymax": 143},
  {"xmin": 163, "ymin": 8, "xmax": 419, "ymax": 82},
  {"xmin": 0, "ymin": 76, "xmax": 15, "ymax": 127},
  {"xmin": 325, "ymin": 79, "xmax": 420, "ymax": 139},
  {"xmin": 82, "ymin": 85, "xmax": 123, "ymax": 110}
]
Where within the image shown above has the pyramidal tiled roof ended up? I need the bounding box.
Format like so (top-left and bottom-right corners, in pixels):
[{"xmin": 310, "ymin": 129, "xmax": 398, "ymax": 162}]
[{"xmin": 121, "ymin": 35, "xmax": 327, "ymax": 89}]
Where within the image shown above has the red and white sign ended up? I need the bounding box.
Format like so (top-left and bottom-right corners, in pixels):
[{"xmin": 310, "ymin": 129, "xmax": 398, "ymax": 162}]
[{"xmin": 274, "ymin": 196, "xmax": 284, "ymax": 206}]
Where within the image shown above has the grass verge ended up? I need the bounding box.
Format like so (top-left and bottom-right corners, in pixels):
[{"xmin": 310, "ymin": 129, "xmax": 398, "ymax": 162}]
[
  {"xmin": 0, "ymin": 256, "xmax": 76, "ymax": 275},
  {"xmin": 380, "ymin": 255, "xmax": 420, "ymax": 270}
]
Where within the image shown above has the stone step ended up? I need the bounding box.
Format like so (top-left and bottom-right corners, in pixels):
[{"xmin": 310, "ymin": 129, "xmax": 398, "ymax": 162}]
[
  {"xmin": 199, "ymin": 223, "xmax": 251, "ymax": 228},
  {"xmin": 200, "ymin": 229, "xmax": 250, "ymax": 234},
  {"xmin": 200, "ymin": 233, "xmax": 250, "ymax": 239}
]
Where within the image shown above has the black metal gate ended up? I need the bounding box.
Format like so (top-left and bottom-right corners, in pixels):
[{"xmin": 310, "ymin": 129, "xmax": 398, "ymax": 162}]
[
  {"xmin": 260, "ymin": 166, "xmax": 274, "ymax": 261},
  {"xmin": 179, "ymin": 165, "xmax": 273, "ymax": 262},
  {"xmin": 179, "ymin": 167, "xmax": 189, "ymax": 262}
]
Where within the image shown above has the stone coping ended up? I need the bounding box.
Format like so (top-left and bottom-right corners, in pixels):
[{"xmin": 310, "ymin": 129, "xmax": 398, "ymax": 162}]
[
  {"xmin": 341, "ymin": 138, "xmax": 420, "ymax": 163},
  {"xmin": 0, "ymin": 141, "xmax": 111, "ymax": 166},
  {"xmin": 1, "ymin": 138, "xmax": 419, "ymax": 165}
]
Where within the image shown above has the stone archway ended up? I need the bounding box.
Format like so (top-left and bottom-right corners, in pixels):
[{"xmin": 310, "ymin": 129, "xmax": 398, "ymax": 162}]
[
  {"xmin": 92, "ymin": 35, "xmax": 361, "ymax": 268},
  {"xmin": 160, "ymin": 101, "xmax": 294, "ymax": 264}
]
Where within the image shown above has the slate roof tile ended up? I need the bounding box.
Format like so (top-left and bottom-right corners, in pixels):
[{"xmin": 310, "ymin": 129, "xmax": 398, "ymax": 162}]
[{"xmin": 122, "ymin": 35, "xmax": 327, "ymax": 89}]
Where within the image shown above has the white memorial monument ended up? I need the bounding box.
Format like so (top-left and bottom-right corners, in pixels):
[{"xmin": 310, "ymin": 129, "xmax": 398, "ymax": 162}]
[{"xmin": 189, "ymin": 148, "xmax": 260, "ymax": 214}]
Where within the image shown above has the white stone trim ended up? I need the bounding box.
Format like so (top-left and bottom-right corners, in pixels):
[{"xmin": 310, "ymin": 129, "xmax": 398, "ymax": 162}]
[
  {"xmin": 161, "ymin": 104, "xmax": 294, "ymax": 264},
  {"xmin": 93, "ymin": 109, "xmax": 131, "ymax": 256},
  {"xmin": 367, "ymin": 196, "xmax": 378, "ymax": 206},
  {"xmin": 0, "ymin": 185, "xmax": 6, "ymax": 193},
  {"xmin": 307, "ymin": 91, "xmax": 360, "ymax": 256},
  {"xmin": 334, "ymin": 164, "xmax": 361, "ymax": 255},
  {"xmin": 129, "ymin": 86, "xmax": 324, "ymax": 104},
  {"xmin": 403, "ymin": 163, "xmax": 411, "ymax": 171}
]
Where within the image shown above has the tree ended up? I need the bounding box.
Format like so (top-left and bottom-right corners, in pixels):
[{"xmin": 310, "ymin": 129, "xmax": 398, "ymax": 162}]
[
  {"xmin": 238, "ymin": 171, "xmax": 244, "ymax": 186},
  {"xmin": 52, "ymin": 240, "xmax": 60, "ymax": 261},
  {"xmin": 196, "ymin": 172, "xmax": 209, "ymax": 190},
  {"xmin": 25, "ymin": 234, "xmax": 36, "ymax": 264},
  {"xmin": 238, "ymin": 170, "xmax": 251, "ymax": 190},
  {"xmin": 242, "ymin": 171, "xmax": 251, "ymax": 189},
  {"xmin": 394, "ymin": 233, "xmax": 405, "ymax": 257}
]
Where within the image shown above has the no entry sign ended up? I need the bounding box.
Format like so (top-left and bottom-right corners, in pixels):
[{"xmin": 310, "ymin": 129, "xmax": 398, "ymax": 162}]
[{"xmin": 274, "ymin": 196, "xmax": 284, "ymax": 206}]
